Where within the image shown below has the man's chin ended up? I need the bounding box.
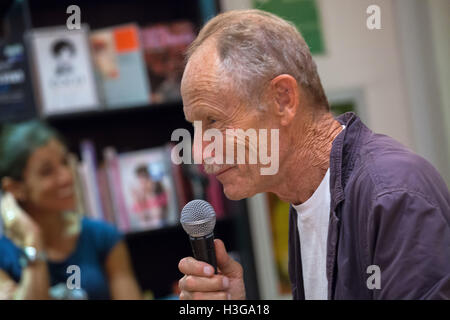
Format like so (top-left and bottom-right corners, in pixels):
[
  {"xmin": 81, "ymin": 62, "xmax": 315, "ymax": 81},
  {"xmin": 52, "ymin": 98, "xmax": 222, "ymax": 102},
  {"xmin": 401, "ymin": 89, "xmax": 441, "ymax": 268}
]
[{"xmin": 222, "ymin": 185, "xmax": 254, "ymax": 201}]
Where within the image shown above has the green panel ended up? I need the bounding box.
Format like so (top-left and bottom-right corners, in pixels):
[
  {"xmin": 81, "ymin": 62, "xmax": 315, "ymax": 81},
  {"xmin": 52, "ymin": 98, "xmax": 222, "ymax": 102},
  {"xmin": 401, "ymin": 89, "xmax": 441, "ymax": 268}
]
[
  {"xmin": 330, "ymin": 101, "xmax": 355, "ymax": 117},
  {"xmin": 253, "ymin": 0, "xmax": 325, "ymax": 55}
]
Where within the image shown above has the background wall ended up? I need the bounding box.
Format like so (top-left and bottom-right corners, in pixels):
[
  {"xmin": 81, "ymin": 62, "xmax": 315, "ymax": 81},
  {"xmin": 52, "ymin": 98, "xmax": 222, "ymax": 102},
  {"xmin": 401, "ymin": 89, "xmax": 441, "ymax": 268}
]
[
  {"xmin": 394, "ymin": 0, "xmax": 450, "ymax": 184},
  {"xmin": 315, "ymin": 0, "xmax": 413, "ymax": 149}
]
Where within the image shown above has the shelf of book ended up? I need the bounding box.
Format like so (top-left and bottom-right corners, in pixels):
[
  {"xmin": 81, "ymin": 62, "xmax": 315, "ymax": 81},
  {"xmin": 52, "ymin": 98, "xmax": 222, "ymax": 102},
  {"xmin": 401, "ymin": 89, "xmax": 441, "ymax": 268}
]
[{"xmin": 0, "ymin": 0, "xmax": 260, "ymax": 300}]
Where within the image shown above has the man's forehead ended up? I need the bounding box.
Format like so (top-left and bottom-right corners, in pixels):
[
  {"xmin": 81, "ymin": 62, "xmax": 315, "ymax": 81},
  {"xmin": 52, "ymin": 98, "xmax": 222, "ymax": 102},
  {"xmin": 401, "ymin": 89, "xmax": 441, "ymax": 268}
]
[{"xmin": 182, "ymin": 43, "xmax": 239, "ymax": 121}]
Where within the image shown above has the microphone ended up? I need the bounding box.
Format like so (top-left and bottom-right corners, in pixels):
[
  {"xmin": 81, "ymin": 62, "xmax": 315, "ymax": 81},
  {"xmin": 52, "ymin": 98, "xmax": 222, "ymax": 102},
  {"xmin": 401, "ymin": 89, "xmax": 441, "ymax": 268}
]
[{"xmin": 180, "ymin": 199, "xmax": 217, "ymax": 274}]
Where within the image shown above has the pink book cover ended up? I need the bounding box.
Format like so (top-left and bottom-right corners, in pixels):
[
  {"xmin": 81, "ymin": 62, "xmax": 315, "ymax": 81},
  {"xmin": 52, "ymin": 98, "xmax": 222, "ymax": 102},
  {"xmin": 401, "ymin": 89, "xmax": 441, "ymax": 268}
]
[
  {"xmin": 141, "ymin": 20, "xmax": 195, "ymax": 104},
  {"xmin": 80, "ymin": 140, "xmax": 104, "ymax": 221},
  {"xmin": 116, "ymin": 146, "xmax": 178, "ymax": 232},
  {"xmin": 104, "ymin": 147, "xmax": 130, "ymax": 231}
]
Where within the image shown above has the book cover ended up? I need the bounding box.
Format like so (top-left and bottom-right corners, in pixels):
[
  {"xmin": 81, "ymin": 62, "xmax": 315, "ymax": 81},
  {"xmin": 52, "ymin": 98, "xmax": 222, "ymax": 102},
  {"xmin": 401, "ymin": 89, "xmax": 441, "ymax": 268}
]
[
  {"xmin": 76, "ymin": 161, "xmax": 94, "ymax": 219},
  {"xmin": 117, "ymin": 145, "xmax": 178, "ymax": 231},
  {"xmin": 103, "ymin": 147, "xmax": 130, "ymax": 231},
  {"xmin": 90, "ymin": 23, "xmax": 151, "ymax": 108},
  {"xmin": 97, "ymin": 164, "xmax": 116, "ymax": 225},
  {"xmin": 0, "ymin": 0, "xmax": 37, "ymax": 122},
  {"xmin": 80, "ymin": 140, "xmax": 104, "ymax": 221},
  {"xmin": 26, "ymin": 25, "xmax": 101, "ymax": 115},
  {"xmin": 0, "ymin": 40, "xmax": 37, "ymax": 123},
  {"xmin": 171, "ymin": 162, "xmax": 190, "ymax": 213},
  {"xmin": 141, "ymin": 21, "xmax": 195, "ymax": 104},
  {"xmin": 182, "ymin": 164, "xmax": 225, "ymax": 219},
  {"xmin": 67, "ymin": 152, "xmax": 86, "ymax": 215}
]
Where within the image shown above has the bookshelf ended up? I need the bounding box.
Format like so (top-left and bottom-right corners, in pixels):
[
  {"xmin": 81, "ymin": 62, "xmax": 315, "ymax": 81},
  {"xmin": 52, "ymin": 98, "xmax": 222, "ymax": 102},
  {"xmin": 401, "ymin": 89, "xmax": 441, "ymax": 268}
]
[{"xmin": 0, "ymin": 0, "xmax": 260, "ymax": 299}]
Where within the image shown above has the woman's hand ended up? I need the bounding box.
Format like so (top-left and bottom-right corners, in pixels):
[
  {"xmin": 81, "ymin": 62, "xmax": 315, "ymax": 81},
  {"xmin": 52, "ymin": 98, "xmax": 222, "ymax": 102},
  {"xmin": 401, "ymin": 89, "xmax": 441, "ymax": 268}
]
[{"xmin": 0, "ymin": 192, "xmax": 42, "ymax": 248}]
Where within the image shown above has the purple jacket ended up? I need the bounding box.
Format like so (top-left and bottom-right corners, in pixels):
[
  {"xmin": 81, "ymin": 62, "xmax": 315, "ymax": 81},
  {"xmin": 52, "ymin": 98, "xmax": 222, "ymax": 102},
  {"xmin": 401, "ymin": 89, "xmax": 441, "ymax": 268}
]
[{"xmin": 288, "ymin": 112, "xmax": 450, "ymax": 299}]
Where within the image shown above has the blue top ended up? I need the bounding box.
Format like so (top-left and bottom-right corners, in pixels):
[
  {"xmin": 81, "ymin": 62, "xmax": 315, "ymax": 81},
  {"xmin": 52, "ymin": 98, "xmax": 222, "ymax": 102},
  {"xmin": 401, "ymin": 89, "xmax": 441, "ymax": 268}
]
[{"xmin": 0, "ymin": 217, "xmax": 122, "ymax": 300}]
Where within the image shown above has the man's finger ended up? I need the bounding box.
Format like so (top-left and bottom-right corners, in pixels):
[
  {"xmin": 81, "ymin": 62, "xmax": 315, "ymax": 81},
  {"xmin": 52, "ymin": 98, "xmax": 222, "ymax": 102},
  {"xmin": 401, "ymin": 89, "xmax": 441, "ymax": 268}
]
[
  {"xmin": 179, "ymin": 274, "xmax": 229, "ymax": 292},
  {"xmin": 178, "ymin": 257, "xmax": 215, "ymax": 277},
  {"xmin": 215, "ymin": 239, "xmax": 243, "ymax": 278},
  {"xmin": 180, "ymin": 290, "xmax": 229, "ymax": 300}
]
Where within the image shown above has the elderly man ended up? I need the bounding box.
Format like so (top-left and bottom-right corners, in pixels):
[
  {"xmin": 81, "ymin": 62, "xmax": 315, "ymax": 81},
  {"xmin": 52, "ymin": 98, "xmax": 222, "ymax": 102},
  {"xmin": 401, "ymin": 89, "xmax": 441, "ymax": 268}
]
[{"xmin": 178, "ymin": 10, "xmax": 450, "ymax": 300}]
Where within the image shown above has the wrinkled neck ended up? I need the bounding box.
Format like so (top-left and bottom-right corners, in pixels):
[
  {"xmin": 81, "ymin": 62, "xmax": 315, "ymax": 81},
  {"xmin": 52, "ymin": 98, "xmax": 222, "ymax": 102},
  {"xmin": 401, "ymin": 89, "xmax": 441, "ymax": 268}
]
[{"xmin": 270, "ymin": 113, "xmax": 342, "ymax": 205}]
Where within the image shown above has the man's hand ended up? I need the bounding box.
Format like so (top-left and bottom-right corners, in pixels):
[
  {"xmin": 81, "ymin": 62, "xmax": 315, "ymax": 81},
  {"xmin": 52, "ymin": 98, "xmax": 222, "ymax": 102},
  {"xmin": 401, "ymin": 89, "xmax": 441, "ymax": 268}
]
[{"xmin": 178, "ymin": 239, "xmax": 246, "ymax": 300}]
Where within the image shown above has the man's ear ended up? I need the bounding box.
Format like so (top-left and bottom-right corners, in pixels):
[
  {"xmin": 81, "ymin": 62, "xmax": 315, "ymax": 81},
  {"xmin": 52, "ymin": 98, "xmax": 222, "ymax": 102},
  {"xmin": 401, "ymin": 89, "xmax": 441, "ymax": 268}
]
[
  {"xmin": 267, "ymin": 74, "xmax": 300, "ymax": 126},
  {"xmin": 1, "ymin": 177, "xmax": 27, "ymax": 202}
]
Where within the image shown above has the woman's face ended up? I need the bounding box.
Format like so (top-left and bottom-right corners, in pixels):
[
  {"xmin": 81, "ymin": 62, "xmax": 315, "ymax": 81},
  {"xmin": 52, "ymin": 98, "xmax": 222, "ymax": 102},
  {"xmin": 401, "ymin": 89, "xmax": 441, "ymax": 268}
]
[
  {"xmin": 138, "ymin": 174, "xmax": 154, "ymax": 194},
  {"xmin": 20, "ymin": 139, "xmax": 75, "ymax": 214}
]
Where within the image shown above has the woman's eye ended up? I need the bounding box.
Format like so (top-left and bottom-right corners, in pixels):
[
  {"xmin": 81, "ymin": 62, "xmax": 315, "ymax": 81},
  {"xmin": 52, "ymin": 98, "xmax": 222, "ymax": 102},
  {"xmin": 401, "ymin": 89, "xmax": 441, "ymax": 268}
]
[
  {"xmin": 61, "ymin": 156, "xmax": 69, "ymax": 166},
  {"xmin": 39, "ymin": 166, "xmax": 53, "ymax": 177}
]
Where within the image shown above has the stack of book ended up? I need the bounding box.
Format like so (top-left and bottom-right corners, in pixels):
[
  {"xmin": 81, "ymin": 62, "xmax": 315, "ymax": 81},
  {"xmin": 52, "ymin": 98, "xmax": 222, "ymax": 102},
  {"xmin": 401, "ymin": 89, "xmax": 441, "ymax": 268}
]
[
  {"xmin": 70, "ymin": 141, "xmax": 226, "ymax": 233},
  {"xmin": 23, "ymin": 20, "xmax": 196, "ymax": 118}
]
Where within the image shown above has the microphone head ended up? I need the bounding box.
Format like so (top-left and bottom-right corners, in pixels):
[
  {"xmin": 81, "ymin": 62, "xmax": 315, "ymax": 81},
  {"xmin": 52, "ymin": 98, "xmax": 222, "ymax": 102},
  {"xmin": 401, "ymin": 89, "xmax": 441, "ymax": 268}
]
[{"xmin": 180, "ymin": 199, "xmax": 216, "ymax": 238}]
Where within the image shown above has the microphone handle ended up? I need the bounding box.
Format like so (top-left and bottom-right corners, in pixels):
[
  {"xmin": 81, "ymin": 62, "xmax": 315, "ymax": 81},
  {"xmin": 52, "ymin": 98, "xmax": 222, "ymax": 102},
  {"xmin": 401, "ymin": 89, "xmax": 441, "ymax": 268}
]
[{"xmin": 189, "ymin": 233, "xmax": 217, "ymax": 274}]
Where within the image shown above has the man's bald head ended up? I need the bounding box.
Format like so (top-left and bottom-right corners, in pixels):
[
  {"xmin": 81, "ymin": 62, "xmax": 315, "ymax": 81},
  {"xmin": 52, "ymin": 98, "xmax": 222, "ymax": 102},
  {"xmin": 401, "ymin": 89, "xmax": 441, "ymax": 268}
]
[{"xmin": 184, "ymin": 9, "xmax": 329, "ymax": 111}]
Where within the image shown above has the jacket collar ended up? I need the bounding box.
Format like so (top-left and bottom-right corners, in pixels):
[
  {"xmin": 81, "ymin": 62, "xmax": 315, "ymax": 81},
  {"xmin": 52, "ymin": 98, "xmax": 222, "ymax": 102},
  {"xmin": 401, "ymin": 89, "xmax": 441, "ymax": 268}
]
[{"xmin": 329, "ymin": 112, "xmax": 364, "ymax": 212}]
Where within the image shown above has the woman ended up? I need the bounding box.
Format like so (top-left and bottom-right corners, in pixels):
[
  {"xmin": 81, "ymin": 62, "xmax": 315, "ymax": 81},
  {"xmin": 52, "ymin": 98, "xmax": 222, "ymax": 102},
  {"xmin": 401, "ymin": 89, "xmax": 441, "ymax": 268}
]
[{"xmin": 0, "ymin": 120, "xmax": 141, "ymax": 299}]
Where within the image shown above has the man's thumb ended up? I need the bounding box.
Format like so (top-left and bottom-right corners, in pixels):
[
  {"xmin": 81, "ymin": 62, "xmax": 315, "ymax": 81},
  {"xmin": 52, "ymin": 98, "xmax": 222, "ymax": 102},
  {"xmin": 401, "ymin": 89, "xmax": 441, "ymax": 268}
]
[{"xmin": 214, "ymin": 239, "xmax": 243, "ymax": 277}]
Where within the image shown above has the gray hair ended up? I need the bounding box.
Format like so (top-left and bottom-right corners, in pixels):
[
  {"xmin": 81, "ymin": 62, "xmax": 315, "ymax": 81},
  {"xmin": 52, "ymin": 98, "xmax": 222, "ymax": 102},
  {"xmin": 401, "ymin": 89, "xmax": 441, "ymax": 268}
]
[{"xmin": 186, "ymin": 9, "xmax": 329, "ymax": 111}]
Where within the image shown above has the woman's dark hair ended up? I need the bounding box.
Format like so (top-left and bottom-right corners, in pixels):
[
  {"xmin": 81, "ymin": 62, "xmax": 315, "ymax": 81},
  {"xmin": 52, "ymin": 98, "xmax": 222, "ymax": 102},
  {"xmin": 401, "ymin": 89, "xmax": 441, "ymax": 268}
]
[
  {"xmin": 135, "ymin": 164, "xmax": 150, "ymax": 178},
  {"xmin": 0, "ymin": 120, "xmax": 65, "ymax": 182}
]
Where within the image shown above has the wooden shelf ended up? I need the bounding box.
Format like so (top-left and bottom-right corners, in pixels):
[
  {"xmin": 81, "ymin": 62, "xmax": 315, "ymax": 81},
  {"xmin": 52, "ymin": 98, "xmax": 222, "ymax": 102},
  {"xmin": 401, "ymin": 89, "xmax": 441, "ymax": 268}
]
[
  {"xmin": 46, "ymin": 100, "xmax": 192, "ymax": 160},
  {"xmin": 43, "ymin": 100, "xmax": 183, "ymax": 123}
]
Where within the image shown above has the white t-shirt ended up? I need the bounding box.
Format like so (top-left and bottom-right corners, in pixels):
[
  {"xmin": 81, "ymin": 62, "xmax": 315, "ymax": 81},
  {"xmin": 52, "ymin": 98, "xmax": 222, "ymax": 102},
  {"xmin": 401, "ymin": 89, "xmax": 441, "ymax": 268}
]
[
  {"xmin": 293, "ymin": 125, "xmax": 345, "ymax": 300},
  {"xmin": 293, "ymin": 168, "xmax": 331, "ymax": 300}
]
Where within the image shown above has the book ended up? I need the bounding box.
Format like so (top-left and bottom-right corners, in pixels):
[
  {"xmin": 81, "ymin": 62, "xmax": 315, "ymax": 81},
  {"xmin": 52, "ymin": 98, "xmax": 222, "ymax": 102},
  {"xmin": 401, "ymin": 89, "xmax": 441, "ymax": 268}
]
[
  {"xmin": 76, "ymin": 161, "xmax": 94, "ymax": 219},
  {"xmin": 117, "ymin": 145, "xmax": 178, "ymax": 232},
  {"xmin": 90, "ymin": 23, "xmax": 151, "ymax": 109},
  {"xmin": 182, "ymin": 164, "xmax": 226, "ymax": 219},
  {"xmin": 198, "ymin": 165, "xmax": 225, "ymax": 219},
  {"xmin": 80, "ymin": 140, "xmax": 104, "ymax": 221},
  {"xmin": 103, "ymin": 147, "xmax": 130, "ymax": 231},
  {"xmin": 67, "ymin": 152, "xmax": 86, "ymax": 215},
  {"xmin": 141, "ymin": 21, "xmax": 195, "ymax": 104},
  {"xmin": 25, "ymin": 25, "xmax": 101, "ymax": 115},
  {"xmin": 171, "ymin": 162, "xmax": 191, "ymax": 213},
  {"xmin": 97, "ymin": 164, "xmax": 116, "ymax": 225},
  {"xmin": 0, "ymin": 40, "xmax": 37, "ymax": 123}
]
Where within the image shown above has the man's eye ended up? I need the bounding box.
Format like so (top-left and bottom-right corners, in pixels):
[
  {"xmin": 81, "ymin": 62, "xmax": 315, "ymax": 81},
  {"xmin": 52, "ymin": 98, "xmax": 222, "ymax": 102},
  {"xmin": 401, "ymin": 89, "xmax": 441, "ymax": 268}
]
[{"xmin": 207, "ymin": 118, "xmax": 217, "ymax": 125}]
